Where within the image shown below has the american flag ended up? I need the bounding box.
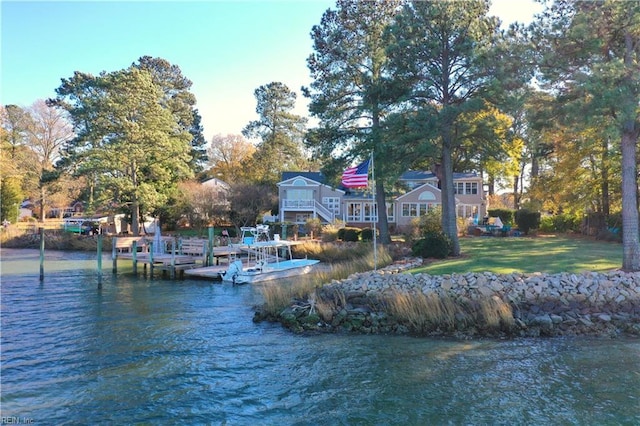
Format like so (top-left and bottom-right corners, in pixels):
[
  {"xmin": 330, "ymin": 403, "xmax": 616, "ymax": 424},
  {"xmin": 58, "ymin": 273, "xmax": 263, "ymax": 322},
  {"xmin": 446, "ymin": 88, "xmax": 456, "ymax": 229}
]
[{"xmin": 341, "ymin": 159, "xmax": 370, "ymax": 188}]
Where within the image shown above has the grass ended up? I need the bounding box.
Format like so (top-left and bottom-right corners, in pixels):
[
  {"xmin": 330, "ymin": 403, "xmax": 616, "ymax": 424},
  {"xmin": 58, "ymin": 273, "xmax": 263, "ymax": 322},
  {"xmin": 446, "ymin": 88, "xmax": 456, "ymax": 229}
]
[
  {"xmin": 411, "ymin": 234, "xmax": 623, "ymax": 275},
  {"xmin": 257, "ymin": 244, "xmax": 393, "ymax": 319},
  {"xmin": 385, "ymin": 291, "xmax": 515, "ymax": 334}
]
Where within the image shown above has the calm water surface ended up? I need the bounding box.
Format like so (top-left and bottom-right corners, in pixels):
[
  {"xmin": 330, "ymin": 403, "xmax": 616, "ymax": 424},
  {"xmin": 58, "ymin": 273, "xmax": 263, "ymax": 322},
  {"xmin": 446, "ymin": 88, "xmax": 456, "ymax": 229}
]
[{"xmin": 1, "ymin": 248, "xmax": 639, "ymax": 425}]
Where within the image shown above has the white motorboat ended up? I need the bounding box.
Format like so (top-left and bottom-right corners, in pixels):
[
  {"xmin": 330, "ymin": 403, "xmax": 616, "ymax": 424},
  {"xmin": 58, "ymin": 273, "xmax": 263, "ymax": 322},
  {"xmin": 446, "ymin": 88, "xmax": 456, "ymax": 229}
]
[{"xmin": 221, "ymin": 226, "xmax": 319, "ymax": 284}]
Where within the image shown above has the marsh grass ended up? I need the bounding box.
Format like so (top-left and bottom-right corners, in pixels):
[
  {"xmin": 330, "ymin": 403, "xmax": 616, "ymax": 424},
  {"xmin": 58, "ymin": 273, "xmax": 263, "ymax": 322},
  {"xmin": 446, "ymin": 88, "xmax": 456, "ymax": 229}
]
[
  {"xmin": 258, "ymin": 244, "xmax": 392, "ymax": 318},
  {"xmin": 386, "ymin": 291, "xmax": 515, "ymax": 334},
  {"xmin": 291, "ymin": 240, "xmax": 376, "ymax": 263}
]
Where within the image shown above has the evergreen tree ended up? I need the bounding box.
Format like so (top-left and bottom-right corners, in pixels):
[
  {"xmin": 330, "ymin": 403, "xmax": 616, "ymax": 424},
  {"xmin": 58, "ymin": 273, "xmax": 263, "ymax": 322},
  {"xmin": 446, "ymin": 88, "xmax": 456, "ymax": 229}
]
[
  {"xmin": 533, "ymin": 0, "xmax": 640, "ymax": 270},
  {"xmin": 53, "ymin": 67, "xmax": 193, "ymax": 235},
  {"xmin": 133, "ymin": 56, "xmax": 207, "ymax": 172},
  {"xmin": 387, "ymin": 0, "xmax": 502, "ymax": 255},
  {"xmin": 242, "ymin": 82, "xmax": 308, "ymax": 186},
  {"xmin": 304, "ymin": 0, "xmax": 403, "ymax": 245}
]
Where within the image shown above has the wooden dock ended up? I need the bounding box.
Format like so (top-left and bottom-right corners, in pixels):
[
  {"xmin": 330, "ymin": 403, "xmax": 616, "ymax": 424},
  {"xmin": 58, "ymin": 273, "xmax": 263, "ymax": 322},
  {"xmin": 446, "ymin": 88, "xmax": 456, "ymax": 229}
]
[{"xmin": 112, "ymin": 236, "xmax": 241, "ymax": 279}]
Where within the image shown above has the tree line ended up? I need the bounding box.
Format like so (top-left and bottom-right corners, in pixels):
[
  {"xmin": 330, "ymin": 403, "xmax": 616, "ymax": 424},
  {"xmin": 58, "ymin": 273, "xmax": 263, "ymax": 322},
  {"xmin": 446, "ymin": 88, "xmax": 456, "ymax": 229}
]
[{"xmin": 1, "ymin": 1, "xmax": 638, "ymax": 270}]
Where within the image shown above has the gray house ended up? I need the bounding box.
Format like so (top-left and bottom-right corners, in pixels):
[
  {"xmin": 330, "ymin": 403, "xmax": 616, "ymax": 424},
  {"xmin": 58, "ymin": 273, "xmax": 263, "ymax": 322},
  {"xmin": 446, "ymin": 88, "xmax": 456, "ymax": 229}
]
[{"xmin": 277, "ymin": 170, "xmax": 486, "ymax": 232}]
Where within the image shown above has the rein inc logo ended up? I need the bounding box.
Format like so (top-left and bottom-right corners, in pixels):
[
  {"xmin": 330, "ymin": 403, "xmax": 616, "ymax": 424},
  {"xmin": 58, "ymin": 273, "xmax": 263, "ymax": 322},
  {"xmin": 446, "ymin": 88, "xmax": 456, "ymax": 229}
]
[{"xmin": 1, "ymin": 418, "xmax": 34, "ymax": 425}]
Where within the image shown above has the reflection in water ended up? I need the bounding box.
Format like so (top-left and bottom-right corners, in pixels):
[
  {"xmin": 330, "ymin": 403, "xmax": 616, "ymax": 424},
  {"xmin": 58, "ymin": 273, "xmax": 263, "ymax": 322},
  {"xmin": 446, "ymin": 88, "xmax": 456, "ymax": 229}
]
[{"xmin": 1, "ymin": 249, "xmax": 639, "ymax": 424}]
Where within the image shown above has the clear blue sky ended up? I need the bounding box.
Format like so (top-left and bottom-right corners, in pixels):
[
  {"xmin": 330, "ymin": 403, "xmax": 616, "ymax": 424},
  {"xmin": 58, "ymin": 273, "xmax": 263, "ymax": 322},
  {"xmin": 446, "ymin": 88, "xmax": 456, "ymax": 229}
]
[{"xmin": 1, "ymin": 0, "xmax": 542, "ymax": 141}]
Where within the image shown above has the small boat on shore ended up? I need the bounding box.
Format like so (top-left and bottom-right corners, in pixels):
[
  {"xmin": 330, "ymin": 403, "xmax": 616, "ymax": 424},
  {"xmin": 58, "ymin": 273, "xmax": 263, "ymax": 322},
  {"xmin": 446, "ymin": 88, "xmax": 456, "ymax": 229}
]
[{"xmin": 221, "ymin": 227, "xmax": 319, "ymax": 284}]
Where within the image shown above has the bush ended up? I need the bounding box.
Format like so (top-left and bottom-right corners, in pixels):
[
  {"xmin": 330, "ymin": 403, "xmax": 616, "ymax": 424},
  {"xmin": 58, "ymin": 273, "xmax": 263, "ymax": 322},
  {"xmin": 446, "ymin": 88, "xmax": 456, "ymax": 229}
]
[
  {"xmin": 411, "ymin": 231, "xmax": 452, "ymax": 259},
  {"xmin": 418, "ymin": 206, "xmax": 443, "ymax": 234},
  {"xmin": 342, "ymin": 227, "xmax": 361, "ymax": 242},
  {"xmin": 360, "ymin": 227, "xmax": 378, "ymax": 242},
  {"xmin": 539, "ymin": 213, "xmax": 581, "ymax": 233},
  {"xmin": 514, "ymin": 209, "xmax": 541, "ymax": 235},
  {"xmin": 305, "ymin": 217, "xmax": 323, "ymax": 239},
  {"xmin": 487, "ymin": 208, "xmax": 515, "ymax": 225}
]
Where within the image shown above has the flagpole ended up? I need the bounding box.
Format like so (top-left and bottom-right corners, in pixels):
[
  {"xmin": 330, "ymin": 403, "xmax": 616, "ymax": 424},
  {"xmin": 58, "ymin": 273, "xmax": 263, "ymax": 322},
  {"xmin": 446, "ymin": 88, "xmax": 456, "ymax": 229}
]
[{"xmin": 371, "ymin": 151, "xmax": 377, "ymax": 271}]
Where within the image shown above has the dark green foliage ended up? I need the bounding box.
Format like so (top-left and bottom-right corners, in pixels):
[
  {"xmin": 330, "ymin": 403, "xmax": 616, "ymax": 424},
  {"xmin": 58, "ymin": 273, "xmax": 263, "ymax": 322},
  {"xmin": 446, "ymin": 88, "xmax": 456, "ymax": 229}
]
[
  {"xmin": 133, "ymin": 56, "xmax": 207, "ymax": 172},
  {"xmin": 515, "ymin": 209, "xmax": 541, "ymax": 235},
  {"xmin": 411, "ymin": 231, "xmax": 452, "ymax": 259},
  {"xmin": 539, "ymin": 214, "xmax": 581, "ymax": 233},
  {"xmin": 242, "ymin": 82, "xmax": 308, "ymax": 186},
  {"xmin": 361, "ymin": 227, "xmax": 378, "ymax": 242},
  {"xmin": 340, "ymin": 227, "xmax": 361, "ymax": 242},
  {"xmin": 0, "ymin": 177, "xmax": 22, "ymax": 223},
  {"xmin": 417, "ymin": 206, "xmax": 443, "ymax": 235},
  {"xmin": 487, "ymin": 209, "xmax": 515, "ymax": 225}
]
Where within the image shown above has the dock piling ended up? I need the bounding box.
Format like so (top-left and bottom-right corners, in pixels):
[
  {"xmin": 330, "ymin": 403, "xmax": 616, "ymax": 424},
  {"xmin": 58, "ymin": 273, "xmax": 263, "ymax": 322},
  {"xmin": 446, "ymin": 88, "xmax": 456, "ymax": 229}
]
[
  {"xmin": 132, "ymin": 240, "xmax": 138, "ymax": 274},
  {"xmin": 207, "ymin": 226, "xmax": 214, "ymax": 266},
  {"xmin": 97, "ymin": 234, "xmax": 103, "ymax": 283},
  {"xmin": 39, "ymin": 227, "xmax": 45, "ymax": 281}
]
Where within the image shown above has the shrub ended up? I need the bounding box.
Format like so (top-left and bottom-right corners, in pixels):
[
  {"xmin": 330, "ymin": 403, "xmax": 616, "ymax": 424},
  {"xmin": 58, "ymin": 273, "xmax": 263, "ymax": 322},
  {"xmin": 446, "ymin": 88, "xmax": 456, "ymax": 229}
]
[
  {"xmin": 418, "ymin": 206, "xmax": 443, "ymax": 235},
  {"xmin": 361, "ymin": 227, "xmax": 378, "ymax": 242},
  {"xmin": 305, "ymin": 217, "xmax": 323, "ymax": 239},
  {"xmin": 487, "ymin": 208, "xmax": 515, "ymax": 225},
  {"xmin": 514, "ymin": 209, "xmax": 541, "ymax": 235},
  {"xmin": 539, "ymin": 213, "xmax": 581, "ymax": 233},
  {"xmin": 341, "ymin": 227, "xmax": 361, "ymax": 242},
  {"xmin": 457, "ymin": 217, "xmax": 468, "ymax": 236},
  {"xmin": 411, "ymin": 231, "xmax": 452, "ymax": 259}
]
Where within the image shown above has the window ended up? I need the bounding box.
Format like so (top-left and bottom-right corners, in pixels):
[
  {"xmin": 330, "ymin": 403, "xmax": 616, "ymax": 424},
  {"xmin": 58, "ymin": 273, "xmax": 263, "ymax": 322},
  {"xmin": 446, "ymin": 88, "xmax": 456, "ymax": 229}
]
[
  {"xmin": 347, "ymin": 203, "xmax": 362, "ymax": 222},
  {"xmin": 466, "ymin": 182, "xmax": 478, "ymax": 195},
  {"xmin": 457, "ymin": 204, "xmax": 479, "ymax": 218},
  {"xmin": 364, "ymin": 202, "xmax": 377, "ymax": 222},
  {"xmin": 454, "ymin": 181, "xmax": 478, "ymax": 195},
  {"xmin": 418, "ymin": 191, "xmax": 436, "ymax": 201},
  {"xmin": 386, "ymin": 203, "xmax": 395, "ymax": 222},
  {"xmin": 288, "ymin": 189, "xmax": 313, "ymax": 200},
  {"xmin": 323, "ymin": 197, "xmax": 340, "ymax": 215},
  {"xmin": 401, "ymin": 203, "xmax": 435, "ymax": 217},
  {"xmin": 295, "ymin": 213, "xmax": 311, "ymax": 223}
]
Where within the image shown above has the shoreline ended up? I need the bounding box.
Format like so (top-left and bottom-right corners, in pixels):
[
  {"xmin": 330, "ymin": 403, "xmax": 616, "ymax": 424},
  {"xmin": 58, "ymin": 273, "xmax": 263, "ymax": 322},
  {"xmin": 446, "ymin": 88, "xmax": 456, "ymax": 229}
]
[
  {"xmin": 255, "ymin": 259, "xmax": 640, "ymax": 338},
  {"xmin": 3, "ymin": 234, "xmax": 639, "ymax": 338}
]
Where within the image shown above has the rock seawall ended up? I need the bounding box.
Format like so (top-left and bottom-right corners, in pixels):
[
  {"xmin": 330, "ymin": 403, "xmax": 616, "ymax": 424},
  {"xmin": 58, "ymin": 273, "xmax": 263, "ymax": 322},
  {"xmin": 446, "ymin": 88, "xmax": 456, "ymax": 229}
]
[{"xmin": 258, "ymin": 260, "xmax": 640, "ymax": 338}]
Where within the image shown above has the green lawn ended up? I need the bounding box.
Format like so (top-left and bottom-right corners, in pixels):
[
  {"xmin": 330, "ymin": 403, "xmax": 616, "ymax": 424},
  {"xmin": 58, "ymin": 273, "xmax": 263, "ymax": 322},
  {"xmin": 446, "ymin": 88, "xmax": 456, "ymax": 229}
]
[{"xmin": 411, "ymin": 235, "xmax": 623, "ymax": 275}]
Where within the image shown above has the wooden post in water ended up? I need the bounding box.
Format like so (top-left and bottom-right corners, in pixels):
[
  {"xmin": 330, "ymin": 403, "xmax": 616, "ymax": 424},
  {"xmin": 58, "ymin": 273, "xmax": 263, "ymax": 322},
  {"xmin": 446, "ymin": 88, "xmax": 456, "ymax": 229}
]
[
  {"xmin": 207, "ymin": 226, "xmax": 214, "ymax": 266},
  {"xmin": 39, "ymin": 227, "xmax": 45, "ymax": 281},
  {"xmin": 149, "ymin": 240, "xmax": 155, "ymax": 276},
  {"xmin": 170, "ymin": 238, "xmax": 176, "ymax": 279},
  {"xmin": 132, "ymin": 240, "xmax": 138, "ymax": 274},
  {"xmin": 112, "ymin": 237, "xmax": 118, "ymax": 273},
  {"xmin": 97, "ymin": 234, "xmax": 103, "ymax": 283}
]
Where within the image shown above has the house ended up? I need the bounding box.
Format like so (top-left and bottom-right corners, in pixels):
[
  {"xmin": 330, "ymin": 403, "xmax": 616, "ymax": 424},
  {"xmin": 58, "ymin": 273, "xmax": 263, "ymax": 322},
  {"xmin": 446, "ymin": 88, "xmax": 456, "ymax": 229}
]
[
  {"xmin": 278, "ymin": 172, "xmax": 344, "ymax": 224},
  {"xmin": 277, "ymin": 170, "xmax": 485, "ymax": 232},
  {"xmin": 201, "ymin": 177, "xmax": 230, "ymax": 197}
]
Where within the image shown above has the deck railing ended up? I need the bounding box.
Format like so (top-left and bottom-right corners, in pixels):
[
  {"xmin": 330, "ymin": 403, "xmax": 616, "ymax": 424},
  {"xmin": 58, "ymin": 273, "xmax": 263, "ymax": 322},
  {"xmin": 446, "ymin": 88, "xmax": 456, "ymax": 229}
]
[{"xmin": 282, "ymin": 199, "xmax": 335, "ymax": 222}]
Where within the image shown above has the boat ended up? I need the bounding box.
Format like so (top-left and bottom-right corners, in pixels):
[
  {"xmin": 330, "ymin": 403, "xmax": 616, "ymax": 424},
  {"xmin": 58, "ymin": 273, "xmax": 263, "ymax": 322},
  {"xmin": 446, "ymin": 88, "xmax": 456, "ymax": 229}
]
[{"xmin": 221, "ymin": 226, "xmax": 319, "ymax": 284}]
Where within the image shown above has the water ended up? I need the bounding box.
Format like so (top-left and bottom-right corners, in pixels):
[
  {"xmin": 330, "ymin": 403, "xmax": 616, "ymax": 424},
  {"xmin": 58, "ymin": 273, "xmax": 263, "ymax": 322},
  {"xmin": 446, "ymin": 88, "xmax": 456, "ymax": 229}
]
[{"xmin": 1, "ymin": 248, "xmax": 639, "ymax": 425}]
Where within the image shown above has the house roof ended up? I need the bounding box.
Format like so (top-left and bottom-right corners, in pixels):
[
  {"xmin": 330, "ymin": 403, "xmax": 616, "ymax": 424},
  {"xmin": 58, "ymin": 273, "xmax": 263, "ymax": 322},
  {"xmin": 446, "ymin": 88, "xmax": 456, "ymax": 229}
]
[
  {"xmin": 281, "ymin": 171, "xmax": 326, "ymax": 184},
  {"xmin": 202, "ymin": 177, "xmax": 230, "ymax": 189},
  {"xmin": 399, "ymin": 170, "xmax": 479, "ymax": 180},
  {"xmin": 395, "ymin": 182, "xmax": 461, "ymax": 203},
  {"xmin": 400, "ymin": 170, "xmax": 437, "ymax": 180}
]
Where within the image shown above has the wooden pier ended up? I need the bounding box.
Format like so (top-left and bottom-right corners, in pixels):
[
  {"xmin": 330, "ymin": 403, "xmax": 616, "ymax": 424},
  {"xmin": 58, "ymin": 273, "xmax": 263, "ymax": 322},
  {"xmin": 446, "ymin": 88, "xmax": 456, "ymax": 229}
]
[{"xmin": 112, "ymin": 236, "xmax": 241, "ymax": 279}]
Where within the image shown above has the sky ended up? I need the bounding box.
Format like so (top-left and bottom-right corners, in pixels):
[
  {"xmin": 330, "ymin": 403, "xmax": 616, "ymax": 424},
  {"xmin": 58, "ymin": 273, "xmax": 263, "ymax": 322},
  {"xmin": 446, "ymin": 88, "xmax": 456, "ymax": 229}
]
[{"xmin": 1, "ymin": 0, "xmax": 544, "ymax": 143}]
